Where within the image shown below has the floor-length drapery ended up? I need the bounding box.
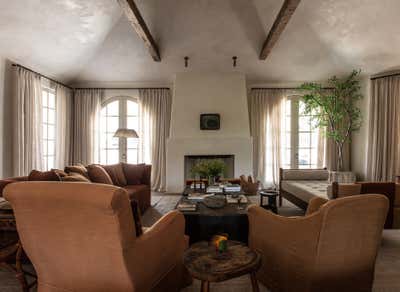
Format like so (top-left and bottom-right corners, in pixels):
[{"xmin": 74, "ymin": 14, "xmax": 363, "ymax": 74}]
[
  {"xmin": 13, "ymin": 66, "xmax": 43, "ymax": 175},
  {"xmin": 72, "ymin": 89, "xmax": 104, "ymax": 165},
  {"xmin": 138, "ymin": 89, "xmax": 171, "ymax": 192},
  {"xmin": 367, "ymin": 76, "xmax": 400, "ymax": 181},
  {"xmin": 250, "ymin": 89, "xmax": 285, "ymax": 187},
  {"xmin": 55, "ymin": 84, "xmax": 73, "ymax": 168}
]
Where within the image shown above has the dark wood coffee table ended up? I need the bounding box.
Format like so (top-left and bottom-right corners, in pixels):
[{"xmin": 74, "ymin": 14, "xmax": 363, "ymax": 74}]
[
  {"xmin": 183, "ymin": 240, "xmax": 261, "ymax": 292},
  {"xmin": 176, "ymin": 189, "xmax": 253, "ymax": 244}
]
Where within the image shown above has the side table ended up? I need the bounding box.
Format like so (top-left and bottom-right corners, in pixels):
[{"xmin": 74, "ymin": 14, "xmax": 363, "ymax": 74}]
[
  {"xmin": 259, "ymin": 190, "xmax": 278, "ymax": 214},
  {"xmin": 183, "ymin": 240, "xmax": 261, "ymax": 292}
]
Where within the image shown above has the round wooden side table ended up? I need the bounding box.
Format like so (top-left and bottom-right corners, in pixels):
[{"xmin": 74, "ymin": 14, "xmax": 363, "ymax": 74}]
[
  {"xmin": 183, "ymin": 240, "xmax": 261, "ymax": 292},
  {"xmin": 259, "ymin": 190, "xmax": 278, "ymax": 214}
]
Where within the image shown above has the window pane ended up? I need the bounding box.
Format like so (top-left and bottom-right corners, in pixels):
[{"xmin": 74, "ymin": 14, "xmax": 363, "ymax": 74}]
[
  {"xmin": 127, "ymin": 139, "xmax": 139, "ymax": 148},
  {"xmin": 298, "ymin": 149, "xmax": 311, "ymax": 166},
  {"xmin": 311, "ymin": 132, "xmax": 319, "ymax": 148},
  {"xmin": 43, "ymin": 142, "xmax": 47, "ymax": 156},
  {"xmin": 299, "ymin": 100, "xmax": 306, "ymax": 115},
  {"xmin": 127, "ymin": 116, "xmax": 138, "ymax": 130},
  {"xmin": 48, "ymin": 109, "xmax": 56, "ymax": 124},
  {"xmin": 47, "ymin": 141, "xmax": 55, "ymax": 156},
  {"xmin": 311, "ymin": 148, "xmax": 318, "ymax": 165},
  {"xmin": 127, "ymin": 100, "xmax": 138, "ymax": 116},
  {"xmin": 299, "ymin": 116, "xmax": 310, "ymax": 131},
  {"xmin": 42, "ymin": 125, "xmax": 47, "ymax": 139},
  {"xmin": 282, "ymin": 148, "xmax": 291, "ymax": 166},
  {"xmin": 100, "ymin": 150, "xmax": 107, "ymax": 165},
  {"xmin": 107, "ymin": 150, "xmax": 119, "ymax": 164},
  {"xmin": 107, "ymin": 117, "xmax": 119, "ymax": 133},
  {"xmin": 48, "ymin": 125, "xmax": 55, "ymax": 140},
  {"xmin": 47, "ymin": 157, "xmax": 54, "ymax": 170},
  {"xmin": 43, "ymin": 108, "xmax": 48, "ymax": 123},
  {"xmin": 48, "ymin": 93, "xmax": 55, "ymax": 108},
  {"xmin": 127, "ymin": 149, "xmax": 138, "ymax": 164},
  {"xmin": 299, "ymin": 133, "xmax": 311, "ymax": 148},
  {"xmin": 107, "ymin": 101, "xmax": 119, "ymax": 116},
  {"xmin": 107, "ymin": 134, "xmax": 119, "ymax": 149}
]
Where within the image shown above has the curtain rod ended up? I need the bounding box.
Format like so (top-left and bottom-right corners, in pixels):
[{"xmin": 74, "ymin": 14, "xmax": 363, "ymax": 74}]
[
  {"xmin": 74, "ymin": 87, "xmax": 170, "ymax": 90},
  {"xmin": 370, "ymin": 72, "xmax": 400, "ymax": 80},
  {"xmin": 12, "ymin": 64, "xmax": 73, "ymax": 90},
  {"xmin": 251, "ymin": 87, "xmax": 334, "ymax": 90}
]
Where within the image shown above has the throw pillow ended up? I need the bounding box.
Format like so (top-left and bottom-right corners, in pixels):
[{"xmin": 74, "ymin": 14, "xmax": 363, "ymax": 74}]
[
  {"xmin": 130, "ymin": 199, "xmax": 143, "ymax": 237},
  {"xmin": 28, "ymin": 170, "xmax": 61, "ymax": 181},
  {"xmin": 51, "ymin": 169, "xmax": 68, "ymax": 178},
  {"xmin": 61, "ymin": 173, "xmax": 91, "ymax": 182},
  {"xmin": 102, "ymin": 163, "xmax": 127, "ymax": 186},
  {"xmin": 64, "ymin": 164, "xmax": 89, "ymax": 179},
  {"xmin": 87, "ymin": 165, "xmax": 113, "ymax": 185},
  {"xmin": 122, "ymin": 163, "xmax": 145, "ymax": 185}
]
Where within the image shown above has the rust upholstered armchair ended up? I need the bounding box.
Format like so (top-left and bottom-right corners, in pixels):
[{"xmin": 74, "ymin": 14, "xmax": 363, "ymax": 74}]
[
  {"xmin": 4, "ymin": 182, "xmax": 190, "ymax": 292},
  {"xmin": 248, "ymin": 194, "xmax": 388, "ymax": 292}
]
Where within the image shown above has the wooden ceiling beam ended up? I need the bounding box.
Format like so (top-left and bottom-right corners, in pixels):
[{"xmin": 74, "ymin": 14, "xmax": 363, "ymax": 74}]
[
  {"xmin": 259, "ymin": 0, "xmax": 301, "ymax": 60},
  {"xmin": 117, "ymin": 0, "xmax": 161, "ymax": 61}
]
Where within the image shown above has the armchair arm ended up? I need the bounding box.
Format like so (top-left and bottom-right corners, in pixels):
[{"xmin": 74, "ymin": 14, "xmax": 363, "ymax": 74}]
[
  {"xmin": 306, "ymin": 197, "xmax": 328, "ymax": 215},
  {"xmin": 248, "ymin": 206, "xmax": 322, "ymax": 291},
  {"xmin": 128, "ymin": 210, "xmax": 186, "ymax": 291}
]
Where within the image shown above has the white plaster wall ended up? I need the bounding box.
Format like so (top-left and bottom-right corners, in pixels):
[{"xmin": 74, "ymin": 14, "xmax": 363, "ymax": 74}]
[
  {"xmin": 167, "ymin": 72, "xmax": 252, "ymax": 192},
  {"xmin": 351, "ymin": 77, "xmax": 370, "ymax": 180}
]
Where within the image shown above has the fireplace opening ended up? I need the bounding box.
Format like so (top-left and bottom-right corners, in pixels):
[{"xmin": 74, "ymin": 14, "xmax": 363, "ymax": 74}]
[{"xmin": 184, "ymin": 155, "xmax": 235, "ymax": 182}]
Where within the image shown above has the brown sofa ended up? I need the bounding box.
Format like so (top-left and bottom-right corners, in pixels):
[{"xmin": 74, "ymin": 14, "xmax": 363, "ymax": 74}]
[
  {"xmin": 0, "ymin": 163, "xmax": 152, "ymax": 214},
  {"xmin": 4, "ymin": 182, "xmax": 190, "ymax": 291},
  {"xmin": 248, "ymin": 194, "xmax": 388, "ymax": 292}
]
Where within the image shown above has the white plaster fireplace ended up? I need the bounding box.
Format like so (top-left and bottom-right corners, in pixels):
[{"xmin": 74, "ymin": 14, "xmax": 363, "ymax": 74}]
[{"xmin": 166, "ymin": 72, "xmax": 252, "ymax": 192}]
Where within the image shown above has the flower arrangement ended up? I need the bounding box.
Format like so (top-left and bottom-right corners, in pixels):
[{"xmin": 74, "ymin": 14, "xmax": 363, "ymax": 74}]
[{"xmin": 191, "ymin": 159, "xmax": 226, "ymax": 182}]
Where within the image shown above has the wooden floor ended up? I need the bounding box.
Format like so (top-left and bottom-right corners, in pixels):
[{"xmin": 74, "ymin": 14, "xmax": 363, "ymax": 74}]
[{"xmin": 1, "ymin": 193, "xmax": 399, "ymax": 291}]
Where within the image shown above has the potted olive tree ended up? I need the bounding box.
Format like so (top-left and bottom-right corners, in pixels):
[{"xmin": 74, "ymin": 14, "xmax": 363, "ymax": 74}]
[{"xmin": 299, "ymin": 70, "xmax": 363, "ymax": 182}]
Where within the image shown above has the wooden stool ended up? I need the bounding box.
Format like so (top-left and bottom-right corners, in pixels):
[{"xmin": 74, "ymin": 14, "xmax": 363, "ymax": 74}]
[
  {"xmin": 259, "ymin": 190, "xmax": 278, "ymax": 214},
  {"xmin": 183, "ymin": 240, "xmax": 261, "ymax": 292}
]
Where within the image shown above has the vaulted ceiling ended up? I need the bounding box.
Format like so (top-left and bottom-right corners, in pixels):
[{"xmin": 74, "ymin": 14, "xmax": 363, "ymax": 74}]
[{"xmin": 1, "ymin": 0, "xmax": 400, "ymax": 84}]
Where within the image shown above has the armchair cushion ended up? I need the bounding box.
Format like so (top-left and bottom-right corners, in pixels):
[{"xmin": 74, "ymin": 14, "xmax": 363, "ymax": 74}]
[
  {"xmin": 102, "ymin": 163, "xmax": 127, "ymax": 186},
  {"xmin": 87, "ymin": 165, "xmax": 113, "ymax": 185}
]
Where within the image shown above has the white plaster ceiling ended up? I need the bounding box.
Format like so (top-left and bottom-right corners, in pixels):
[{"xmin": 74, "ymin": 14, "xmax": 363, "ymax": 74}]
[{"xmin": 1, "ymin": 0, "xmax": 400, "ymax": 84}]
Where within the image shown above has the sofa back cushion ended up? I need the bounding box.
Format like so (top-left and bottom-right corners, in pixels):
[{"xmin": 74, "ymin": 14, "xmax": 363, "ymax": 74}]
[
  {"xmin": 64, "ymin": 164, "xmax": 89, "ymax": 179},
  {"xmin": 28, "ymin": 170, "xmax": 61, "ymax": 181},
  {"xmin": 122, "ymin": 163, "xmax": 149, "ymax": 185},
  {"xmin": 102, "ymin": 164, "xmax": 127, "ymax": 187},
  {"xmin": 87, "ymin": 165, "xmax": 113, "ymax": 185},
  {"xmin": 61, "ymin": 173, "xmax": 91, "ymax": 182}
]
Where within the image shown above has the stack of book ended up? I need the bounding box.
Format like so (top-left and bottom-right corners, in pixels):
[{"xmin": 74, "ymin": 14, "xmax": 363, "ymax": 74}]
[
  {"xmin": 224, "ymin": 184, "xmax": 241, "ymax": 193},
  {"xmin": 187, "ymin": 193, "xmax": 213, "ymax": 201},
  {"xmin": 177, "ymin": 202, "xmax": 197, "ymax": 211},
  {"xmin": 190, "ymin": 182, "xmax": 206, "ymax": 189},
  {"xmin": 206, "ymin": 185, "xmax": 223, "ymax": 193}
]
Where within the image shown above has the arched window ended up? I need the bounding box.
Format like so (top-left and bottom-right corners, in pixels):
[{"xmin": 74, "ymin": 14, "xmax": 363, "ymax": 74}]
[{"xmin": 100, "ymin": 97, "xmax": 139, "ymax": 164}]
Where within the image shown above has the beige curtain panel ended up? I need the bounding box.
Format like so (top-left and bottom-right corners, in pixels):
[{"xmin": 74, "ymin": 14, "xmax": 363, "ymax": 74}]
[
  {"xmin": 55, "ymin": 84, "xmax": 73, "ymax": 168},
  {"xmin": 12, "ymin": 67, "xmax": 43, "ymax": 176},
  {"xmin": 72, "ymin": 89, "xmax": 104, "ymax": 165},
  {"xmin": 250, "ymin": 89, "xmax": 285, "ymax": 187},
  {"xmin": 367, "ymin": 76, "xmax": 400, "ymax": 181},
  {"xmin": 139, "ymin": 89, "xmax": 172, "ymax": 192}
]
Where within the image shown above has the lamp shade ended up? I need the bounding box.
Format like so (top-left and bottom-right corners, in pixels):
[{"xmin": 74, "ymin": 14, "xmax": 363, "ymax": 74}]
[{"xmin": 113, "ymin": 128, "xmax": 139, "ymax": 138}]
